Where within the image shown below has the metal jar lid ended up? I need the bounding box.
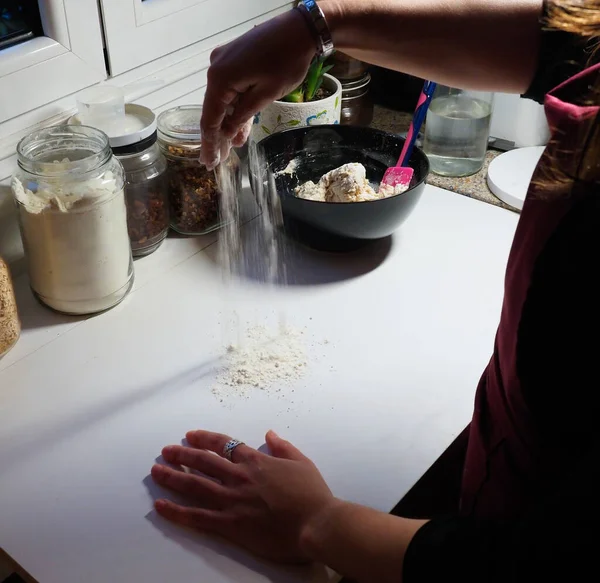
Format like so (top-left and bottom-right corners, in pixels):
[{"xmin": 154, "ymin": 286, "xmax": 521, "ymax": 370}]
[{"xmin": 341, "ymin": 73, "xmax": 371, "ymax": 94}]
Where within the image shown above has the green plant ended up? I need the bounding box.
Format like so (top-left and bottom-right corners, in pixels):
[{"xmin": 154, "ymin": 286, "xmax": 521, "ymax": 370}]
[{"xmin": 282, "ymin": 57, "xmax": 334, "ymax": 103}]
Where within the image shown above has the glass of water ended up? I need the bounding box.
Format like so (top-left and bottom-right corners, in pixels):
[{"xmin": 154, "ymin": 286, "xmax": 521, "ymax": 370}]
[{"xmin": 423, "ymin": 85, "xmax": 493, "ymax": 177}]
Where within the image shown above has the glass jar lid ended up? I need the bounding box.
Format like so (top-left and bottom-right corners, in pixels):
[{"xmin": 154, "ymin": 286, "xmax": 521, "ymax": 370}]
[{"xmin": 157, "ymin": 105, "xmax": 203, "ymax": 143}]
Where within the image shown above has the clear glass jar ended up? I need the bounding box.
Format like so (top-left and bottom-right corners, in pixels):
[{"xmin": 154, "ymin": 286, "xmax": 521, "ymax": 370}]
[
  {"xmin": 157, "ymin": 105, "xmax": 241, "ymax": 236},
  {"xmin": 12, "ymin": 125, "xmax": 134, "ymax": 315},
  {"xmin": 423, "ymin": 85, "xmax": 494, "ymax": 177},
  {"xmin": 340, "ymin": 74, "xmax": 374, "ymax": 126},
  {"xmin": 115, "ymin": 137, "xmax": 169, "ymax": 256},
  {"xmin": 0, "ymin": 256, "xmax": 20, "ymax": 358},
  {"xmin": 330, "ymin": 52, "xmax": 370, "ymax": 81}
]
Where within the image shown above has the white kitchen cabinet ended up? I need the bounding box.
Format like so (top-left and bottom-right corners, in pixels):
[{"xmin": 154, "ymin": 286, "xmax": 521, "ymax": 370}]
[
  {"xmin": 0, "ymin": 0, "xmax": 106, "ymax": 125},
  {"xmin": 100, "ymin": 0, "xmax": 290, "ymax": 75}
]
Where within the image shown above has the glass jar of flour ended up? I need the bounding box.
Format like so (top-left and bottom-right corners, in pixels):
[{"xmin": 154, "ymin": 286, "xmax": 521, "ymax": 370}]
[{"xmin": 11, "ymin": 125, "xmax": 134, "ymax": 315}]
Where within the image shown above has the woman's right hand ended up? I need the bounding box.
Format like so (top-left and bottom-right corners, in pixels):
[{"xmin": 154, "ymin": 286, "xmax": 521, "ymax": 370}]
[{"xmin": 200, "ymin": 9, "xmax": 317, "ymax": 169}]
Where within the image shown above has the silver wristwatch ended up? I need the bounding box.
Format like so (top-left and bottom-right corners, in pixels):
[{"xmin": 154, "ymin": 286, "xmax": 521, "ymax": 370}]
[{"xmin": 296, "ymin": 0, "xmax": 335, "ymax": 59}]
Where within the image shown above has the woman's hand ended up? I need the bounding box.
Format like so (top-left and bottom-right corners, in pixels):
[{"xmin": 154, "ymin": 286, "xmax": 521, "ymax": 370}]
[
  {"xmin": 199, "ymin": 9, "xmax": 316, "ymax": 169},
  {"xmin": 151, "ymin": 429, "xmax": 338, "ymax": 563}
]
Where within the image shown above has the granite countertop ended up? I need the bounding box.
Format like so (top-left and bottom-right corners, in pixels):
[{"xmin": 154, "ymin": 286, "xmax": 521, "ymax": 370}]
[{"xmin": 370, "ymin": 105, "xmax": 518, "ymax": 213}]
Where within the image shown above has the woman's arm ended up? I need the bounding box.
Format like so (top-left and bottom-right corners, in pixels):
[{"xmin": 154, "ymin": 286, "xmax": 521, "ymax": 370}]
[
  {"xmin": 300, "ymin": 500, "xmax": 427, "ymax": 583},
  {"xmin": 150, "ymin": 429, "xmax": 427, "ymax": 582},
  {"xmin": 150, "ymin": 429, "xmax": 598, "ymax": 583},
  {"xmin": 199, "ymin": 0, "xmax": 543, "ymax": 167},
  {"xmin": 322, "ymin": 0, "xmax": 543, "ymax": 93}
]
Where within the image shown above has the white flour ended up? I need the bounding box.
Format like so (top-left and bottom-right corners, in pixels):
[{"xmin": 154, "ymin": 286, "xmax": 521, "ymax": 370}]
[
  {"xmin": 214, "ymin": 142, "xmax": 315, "ymax": 402},
  {"xmin": 13, "ymin": 172, "xmax": 132, "ymax": 314},
  {"xmin": 213, "ymin": 324, "xmax": 308, "ymax": 399},
  {"xmin": 274, "ymin": 158, "xmax": 299, "ymax": 177}
]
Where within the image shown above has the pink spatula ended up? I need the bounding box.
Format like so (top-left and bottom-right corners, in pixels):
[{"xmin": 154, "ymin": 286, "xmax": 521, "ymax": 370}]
[{"xmin": 380, "ymin": 80, "xmax": 437, "ymax": 192}]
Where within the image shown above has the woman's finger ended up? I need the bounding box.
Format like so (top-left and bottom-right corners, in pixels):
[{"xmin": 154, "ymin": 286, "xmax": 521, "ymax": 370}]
[
  {"xmin": 265, "ymin": 430, "xmax": 308, "ymax": 462},
  {"xmin": 220, "ymin": 87, "xmax": 267, "ymax": 139},
  {"xmin": 200, "ymin": 81, "xmax": 239, "ymax": 168},
  {"xmin": 162, "ymin": 445, "xmax": 243, "ymax": 483},
  {"xmin": 155, "ymin": 498, "xmax": 221, "ymax": 531},
  {"xmin": 186, "ymin": 430, "xmax": 255, "ymax": 463},
  {"xmin": 151, "ymin": 463, "xmax": 229, "ymax": 503},
  {"xmin": 231, "ymin": 119, "xmax": 253, "ymax": 148}
]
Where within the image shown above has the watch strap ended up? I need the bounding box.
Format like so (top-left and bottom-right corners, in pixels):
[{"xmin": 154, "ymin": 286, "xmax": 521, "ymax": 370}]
[{"xmin": 295, "ymin": 0, "xmax": 335, "ymax": 59}]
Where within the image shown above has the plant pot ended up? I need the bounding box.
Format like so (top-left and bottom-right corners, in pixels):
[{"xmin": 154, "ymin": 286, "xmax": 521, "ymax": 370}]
[{"xmin": 250, "ymin": 74, "xmax": 342, "ymax": 143}]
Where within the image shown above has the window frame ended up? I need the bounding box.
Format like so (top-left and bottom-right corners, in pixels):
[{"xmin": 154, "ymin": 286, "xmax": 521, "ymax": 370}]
[
  {"xmin": 0, "ymin": 0, "xmax": 106, "ymax": 125},
  {"xmin": 0, "ymin": 0, "xmax": 44, "ymax": 51}
]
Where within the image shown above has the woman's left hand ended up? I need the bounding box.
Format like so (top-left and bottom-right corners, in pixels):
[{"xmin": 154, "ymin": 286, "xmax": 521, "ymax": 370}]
[{"xmin": 151, "ymin": 429, "xmax": 338, "ymax": 563}]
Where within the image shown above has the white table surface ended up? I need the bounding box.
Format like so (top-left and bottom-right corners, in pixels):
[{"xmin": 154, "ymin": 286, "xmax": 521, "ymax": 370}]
[{"xmin": 0, "ymin": 185, "xmax": 519, "ymax": 583}]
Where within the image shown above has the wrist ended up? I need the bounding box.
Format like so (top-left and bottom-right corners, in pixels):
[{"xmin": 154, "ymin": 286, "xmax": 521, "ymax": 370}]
[
  {"xmin": 318, "ymin": 0, "xmax": 343, "ymax": 41},
  {"xmin": 298, "ymin": 498, "xmax": 349, "ymax": 561}
]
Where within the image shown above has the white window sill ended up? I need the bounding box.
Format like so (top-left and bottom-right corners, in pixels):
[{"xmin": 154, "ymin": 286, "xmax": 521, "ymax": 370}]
[{"xmin": 0, "ymin": 37, "xmax": 67, "ymax": 78}]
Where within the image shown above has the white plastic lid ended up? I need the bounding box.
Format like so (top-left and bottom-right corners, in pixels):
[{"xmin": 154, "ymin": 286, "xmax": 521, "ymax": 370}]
[
  {"xmin": 71, "ymin": 86, "xmax": 157, "ymax": 148},
  {"xmin": 486, "ymin": 146, "xmax": 545, "ymax": 211}
]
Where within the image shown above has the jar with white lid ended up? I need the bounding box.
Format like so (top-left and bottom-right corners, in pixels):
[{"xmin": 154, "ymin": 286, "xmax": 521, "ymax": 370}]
[
  {"xmin": 157, "ymin": 105, "xmax": 241, "ymax": 236},
  {"xmin": 116, "ymin": 137, "xmax": 169, "ymax": 256},
  {"xmin": 11, "ymin": 125, "xmax": 134, "ymax": 315}
]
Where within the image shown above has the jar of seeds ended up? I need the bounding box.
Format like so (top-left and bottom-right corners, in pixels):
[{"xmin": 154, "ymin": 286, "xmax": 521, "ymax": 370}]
[
  {"xmin": 0, "ymin": 256, "xmax": 20, "ymax": 358},
  {"xmin": 157, "ymin": 105, "xmax": 240, "ymax": 235}
]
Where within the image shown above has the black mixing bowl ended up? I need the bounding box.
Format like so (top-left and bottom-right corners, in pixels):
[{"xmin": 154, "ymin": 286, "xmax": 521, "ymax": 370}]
[{"xmin": 250, "ymin": 125, "xmax": 429, "ymax": 251}]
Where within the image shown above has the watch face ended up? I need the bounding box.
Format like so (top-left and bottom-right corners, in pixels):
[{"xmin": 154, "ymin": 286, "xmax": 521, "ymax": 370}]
[{"xmin": 0, "ymin": 550, "xmax": 39, "ymax": 583}]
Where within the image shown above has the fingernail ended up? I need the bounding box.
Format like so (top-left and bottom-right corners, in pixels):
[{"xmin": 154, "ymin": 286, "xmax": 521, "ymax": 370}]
[
  {"xmin": 202, "ymin": 157, "xmax": 219, "ymax": 171},
  {"xmin": 162, "ymin": 445, "xmax": 174, "ymax": 457},
  {"xmin": 152, "ymin": 464, "xmax": 165, "ymax": 476},
  {"xmin": 155, "ymin": 499, "xmax": 167, "ymax": 510},
  {"xmin": 269, "ymin": 430, "xmax": 279, "ymax": 438}
]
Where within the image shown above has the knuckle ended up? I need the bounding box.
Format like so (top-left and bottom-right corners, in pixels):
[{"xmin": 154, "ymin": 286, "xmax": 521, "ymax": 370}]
[
  {"xmin": 232, "ymin": 467, "xmax": 252, "ymax": 484},
  {"xmin": 209, "ymin": 46, "xmax": 223, "ymax": 64},
  {"xmin": 206, "ymin": 64, "xmax": 222, "ymax": 84}
]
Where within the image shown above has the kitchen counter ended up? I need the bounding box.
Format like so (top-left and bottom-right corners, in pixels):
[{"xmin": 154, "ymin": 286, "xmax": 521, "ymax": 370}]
[
  {"xmin": 371, "ymin": 106, "xmax": 515, "ymax": 212},
  {"xmin": 0, "ymin": 183, "xmax": 519, "ymax": 583}
]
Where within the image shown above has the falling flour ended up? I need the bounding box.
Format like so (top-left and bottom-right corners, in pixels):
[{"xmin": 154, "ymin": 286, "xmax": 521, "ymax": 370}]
[
  {"xmin": 214, "ymin": 141, "xmax": 305, "ymax": 402},
  {"xmin": 213, "ymin": 143, "xmax": 339, "ymax": 404}
]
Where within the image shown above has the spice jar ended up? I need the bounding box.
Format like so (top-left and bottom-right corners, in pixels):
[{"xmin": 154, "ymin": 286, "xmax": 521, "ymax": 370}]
[
  {"xmin": 340, "ymin": 74, "xmax": 374, "ymax": 126},
  {"xmin": 117, "ymin": 137, "xmax": 169, "ymax": 256},
  {"xmin": 157, "ymin": 105, "xmax": 241, "ymax": 236},
  {"xmin": 104, "ymin": 105, "xmax": 170, "ymax": 257},
  {"xmin": 0, "ymin": 257, "xmax": 20, "ymax": 358},
  {"xmin": 12, "ymin": 125, "xmax": 134, "ymax": 315}
]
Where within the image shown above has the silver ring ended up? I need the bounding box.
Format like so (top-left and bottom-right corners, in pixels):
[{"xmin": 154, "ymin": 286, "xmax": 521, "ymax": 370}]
[{"xmin": 223, "ymin": 439, "xmax": 244, "ymax": 461}]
